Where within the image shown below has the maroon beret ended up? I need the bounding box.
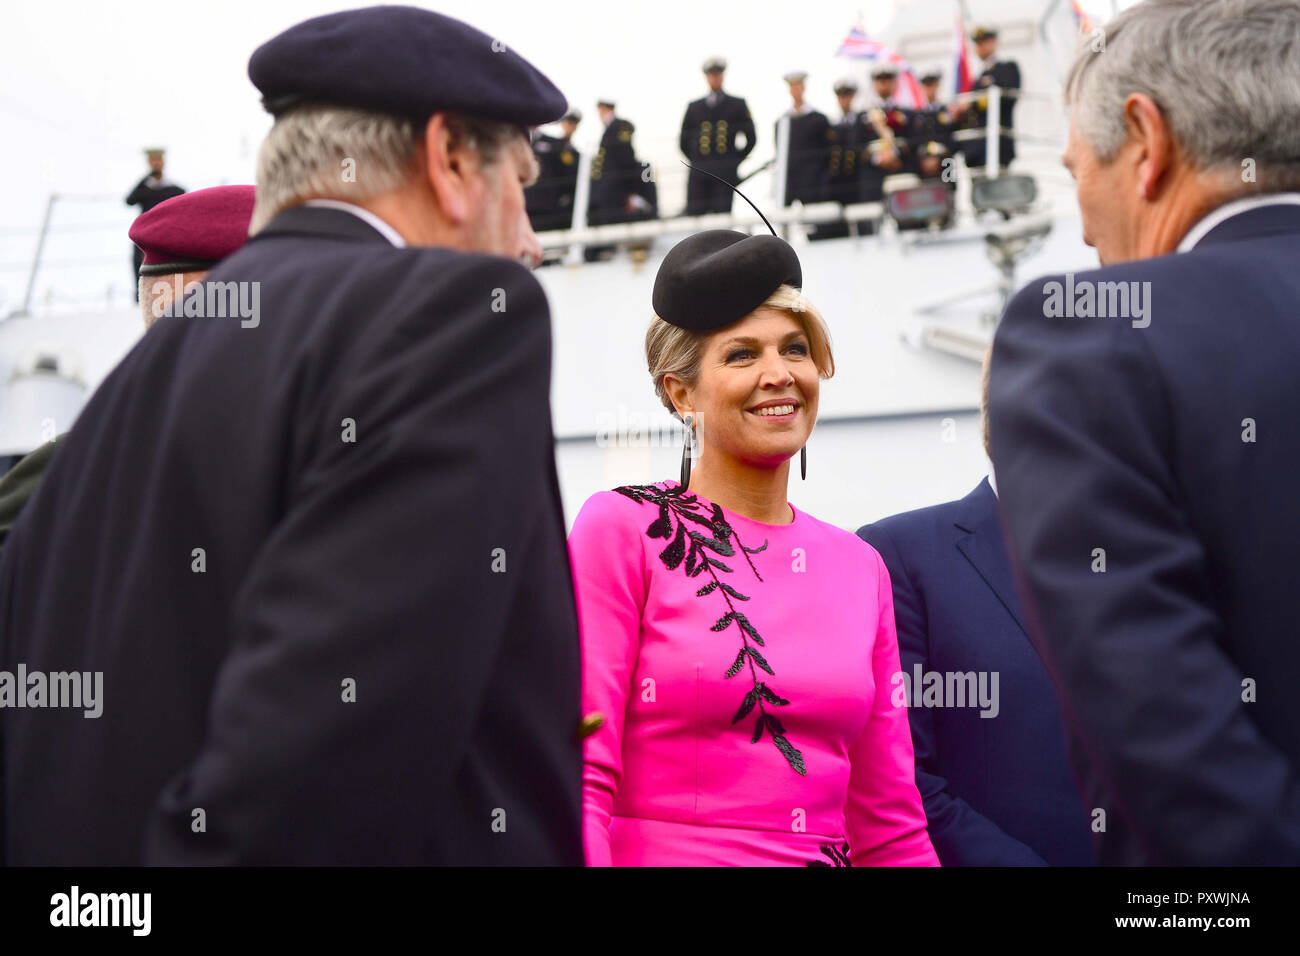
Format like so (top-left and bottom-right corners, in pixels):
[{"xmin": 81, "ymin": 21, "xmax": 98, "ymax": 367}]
[{"xmin": 129, "ymin": 185, "xmax": 256, "ymax": 277}]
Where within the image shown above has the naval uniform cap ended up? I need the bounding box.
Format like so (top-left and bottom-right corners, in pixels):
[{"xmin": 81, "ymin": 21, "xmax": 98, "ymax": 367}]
[
  {"xmin": 248, "ymin": 6, "xmax": 567, "ymax": 126},
  {"xmin": 563, "ymin": 107, "xmax": 582, "ymax": 123},
  {"xmin": 919, "ymin": 70, "xmax": 942, "ymax": 84},
  {"xmin": 783, "ymin": 71, "xmax": 808, "ymax": 84},
  {"xmin": 833, "ymin": 78, "xmax": 858, "ymax": 95},
  {"xmin": 702, "ymin": 57, "xmax": 726, "ymax": 73},
  {"xmin": 129, "ymin": 185, "xmax": 256, "ymax": 277},
  {"xmin": 871, "ymin": 63, "xmax": 898, "ymax": 79},
  {"xmin": 652, "ymin": 230, "xmax": 802, "ymax": 333},
  {"xmin": 972, "ymin": 25, "xmax": 998, "ymax": 42},
  {"xmin": 596, "ymin": 98, "xmax": 616, "ymax": 109}
]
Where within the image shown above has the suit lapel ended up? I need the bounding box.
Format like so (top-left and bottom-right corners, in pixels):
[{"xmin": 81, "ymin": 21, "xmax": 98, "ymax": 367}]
[{"xmin": 953, "ymin": 478, "xmax": 1028, "ymax": 638}]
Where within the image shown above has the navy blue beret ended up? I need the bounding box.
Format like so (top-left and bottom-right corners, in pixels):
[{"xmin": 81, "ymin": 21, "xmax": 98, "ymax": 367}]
[
  {"xmin": 248, "ymin": 5, "xmax": 567, "ymax": 126},
  {"xmin": 652, "ymin": 231, "xmax": 803, "ymax": 333}
]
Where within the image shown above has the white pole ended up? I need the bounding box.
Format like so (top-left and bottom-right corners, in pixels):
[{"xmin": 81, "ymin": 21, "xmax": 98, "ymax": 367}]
[
  {"xmin": 17, "ymin": 194, "xmax": 57, "ymax": 319},
  {"xmin": 987, "ymin": 86, "xmax": 1001, "ymax": 178},
  {"xmin": 775, "ymin": 113, "xmax": 791, "ymax": 209},
  {"xmin": 565, "ymin": 148, "xmax": 595, "ymax": 265}
]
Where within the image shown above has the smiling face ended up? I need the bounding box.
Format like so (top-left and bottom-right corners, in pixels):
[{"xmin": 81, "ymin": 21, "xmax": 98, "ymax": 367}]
[{"xmin": 669, "ymin": 308, "xmax": 820, "ymax": 470}]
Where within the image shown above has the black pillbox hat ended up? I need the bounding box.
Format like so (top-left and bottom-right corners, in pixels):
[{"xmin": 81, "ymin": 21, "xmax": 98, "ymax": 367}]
[
  {"xmin": 249, "ymin": 5, "xmax": 567, "ymax": 126},
  {"xmin": 653, "ymin": 231, "xmax": 803, "ymax": 333}
]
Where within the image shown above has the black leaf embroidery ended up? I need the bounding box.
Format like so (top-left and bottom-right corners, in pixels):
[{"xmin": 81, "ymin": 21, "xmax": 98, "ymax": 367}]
[
  {"xmin": 725, "ymin": 649, "xmax": 747, "ymax": 678},
  {"xmin": 733, "ymin": 688, "xmax": 759, "ymax": 723},
  {"xmin": 659, "ymin": 523, "xmax": 686, "ymax": 569},
  {"xmin": 614, "ymin": 482, "xmax": 806, "ymax": 776},
  {"xmin": 745, "ymin": 645, "xmax": 774, "ymax": 675},
  {"xmin": 805, "ymin": 842, "xmax": 853, "ymax": 867}
]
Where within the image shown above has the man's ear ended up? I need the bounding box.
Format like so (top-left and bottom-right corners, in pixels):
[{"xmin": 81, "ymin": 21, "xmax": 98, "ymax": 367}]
[
  {"xmin": 1124, "ymin": 93, "xmax": 1174, "ymax": 202},
  {"xmin": 424, "ymin": 113, "xmax": 474, "ymax": 225}
]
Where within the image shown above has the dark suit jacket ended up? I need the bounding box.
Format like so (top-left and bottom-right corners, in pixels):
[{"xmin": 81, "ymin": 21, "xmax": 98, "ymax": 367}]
[
  {"xmin": 858, "ymin": 479, "xmax": 1093, "ymax": 865},
  {"xmin": 679, "ymin": 92, "xmax": 756, "ymax": 171},
  {"xmin": 0, "ymin": 206, "xmax": 583, "ymax": 865},
  {"xmin": 989, "ymin": 200, "xmax": 1300, "ymax": 865}
]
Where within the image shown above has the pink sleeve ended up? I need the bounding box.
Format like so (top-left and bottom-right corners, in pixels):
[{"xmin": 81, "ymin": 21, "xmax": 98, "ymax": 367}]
[
  {"xmin": 567, "ymin": 492, "xmax": 647, "ymax": 867},
  {"xmin": 845, "ymin": 547, "xmax": 941, "ymax": 866}
]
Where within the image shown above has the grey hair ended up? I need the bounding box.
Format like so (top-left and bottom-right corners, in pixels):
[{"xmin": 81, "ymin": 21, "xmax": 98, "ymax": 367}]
[
  {"xmin": 1065, "ymin": 0, "xmax": 1300, "ymax": 191},
  {"xmin": 250, "ymin": 105, "xmax": 525, "ymax": 231}
]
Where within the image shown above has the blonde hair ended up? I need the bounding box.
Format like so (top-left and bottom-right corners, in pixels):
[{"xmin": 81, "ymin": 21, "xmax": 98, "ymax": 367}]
[{"xmin": 645, "ymin": 284, "xmax": 835, "ymax": 418}]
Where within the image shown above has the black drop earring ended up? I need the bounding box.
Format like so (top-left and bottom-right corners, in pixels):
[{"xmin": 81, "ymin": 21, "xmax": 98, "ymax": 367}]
[
  {"xmin": 800, "ymin": 445, "xmax": 807, "ymax": 480},
  {"xmin": 681, "ymin": 415, "xmax": 694, "ymax": 487}
]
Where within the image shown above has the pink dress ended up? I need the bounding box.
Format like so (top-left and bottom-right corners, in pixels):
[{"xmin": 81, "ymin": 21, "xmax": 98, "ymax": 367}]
[{"xmin": 569, "ymin": 479, "xmax": 939, "ymax": 866}]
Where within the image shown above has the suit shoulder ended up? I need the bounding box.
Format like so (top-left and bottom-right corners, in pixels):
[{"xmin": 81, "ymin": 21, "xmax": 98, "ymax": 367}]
[
  {"xmin": 400, "ymin": 249, "xmax": 543, "ymax": 308},
  {"xmin": 857, "ymin": 496, "xmax": 964, "ymax": 548}
]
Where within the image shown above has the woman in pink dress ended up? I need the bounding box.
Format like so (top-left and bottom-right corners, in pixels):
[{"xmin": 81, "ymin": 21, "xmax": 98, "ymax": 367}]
[{"xmin": 568, "ymin": 229, "xmax": 938, "ymax": 866}]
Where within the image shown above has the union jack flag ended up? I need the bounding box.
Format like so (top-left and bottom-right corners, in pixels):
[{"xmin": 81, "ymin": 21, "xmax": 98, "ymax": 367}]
[{"xmin": 835, "ymin": 25, "xmax": 925, "ymax": 109}]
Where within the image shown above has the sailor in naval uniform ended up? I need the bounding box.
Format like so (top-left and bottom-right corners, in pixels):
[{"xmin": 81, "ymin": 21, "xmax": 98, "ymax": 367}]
[
  {"xmin": 588, "ymin": 99, "xmax": 653, "ymax": 226},
  {"xmin": 907, "ymin": 70, "xmax": 956, "ymax": 182},
  {"xmin": 864, "ymin": 64, "xmax": 911, "ymax": 192},
  {"xmin": 527, "ymin": 107, "xmax": 582, "ymax": 232},
  {"xmin": 680, "ymin": 57, "xmax": 757, "ymax": 215},
  {"xmin": 774, "ymin": 71, "xmax": 829, "ymax": 206},
  {"xmin": 953, "ymin": 26, "xmax": 1021, "ymax": 169},
  {"xmin": 125, "ymin": 148, "xmax": 185, "ymax": 295}
]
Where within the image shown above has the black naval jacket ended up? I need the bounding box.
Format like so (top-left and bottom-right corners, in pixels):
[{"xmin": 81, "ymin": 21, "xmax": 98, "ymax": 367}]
[
  {"xmin": 527, "ymin": 131, "xmax": 580, "ymax": 231},
  {"xmin": 679, "ymin": 91, "xmax": 756, "ymax": 173},
  {"xmin": 589, "ymin": 117, "xmax": 655, "ymax": 226},
  {"xmin": 0, "ymin": 205, "xmax": 583, "ymax": 865},
  {"xmin": 961, "ymin": 59, "xmax": 1021, "ymax": 166},
  {"xmin": 125, "ymin": 174, "xmax": 185, "ymax": 213}
]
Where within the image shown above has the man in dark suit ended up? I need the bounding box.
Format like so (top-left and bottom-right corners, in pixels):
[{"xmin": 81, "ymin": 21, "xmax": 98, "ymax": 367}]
[
  {"xmin": 0, "ymin": 6, "xmax": 583, "ymax": 865},
  {"xmin": 989, "ymin": 0, "xmax": 1300, "ymax": 865},
  {"xmin": 858, "ymin": 366, "xmax": 1092, "ymax": 866},
  {"xmin": 680, "ymin": 58, "xmax": 756, "ymax": 214}
]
